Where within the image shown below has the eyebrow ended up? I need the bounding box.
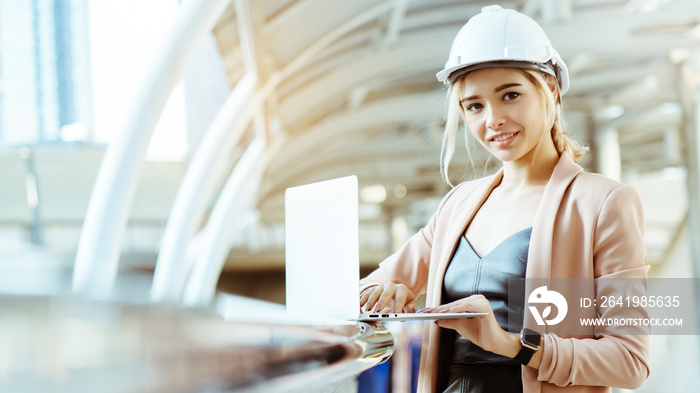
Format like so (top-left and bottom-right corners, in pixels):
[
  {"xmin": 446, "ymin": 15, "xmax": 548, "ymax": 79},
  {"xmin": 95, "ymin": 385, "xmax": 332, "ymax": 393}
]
[{"xmin": 460, "ymin": 83, "xmax": 523, "ymax": 103}]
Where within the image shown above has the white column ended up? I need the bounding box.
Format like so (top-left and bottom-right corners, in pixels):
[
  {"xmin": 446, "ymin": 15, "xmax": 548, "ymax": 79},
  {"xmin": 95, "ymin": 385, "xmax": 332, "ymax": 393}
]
[
  {"xmin": 596, "ymin": 127, "xmax": 622, "ymax": 181},
  {"xmin": 72, "ymin": 0, "xmax": 231, "ymax": 297},
  {"xmin": 692, "ymin": 90, "xmax": 700, "ymax": 278},
  {"xmin": 679, "ymin": 63, "xmax": 700, "ymax": 279}
]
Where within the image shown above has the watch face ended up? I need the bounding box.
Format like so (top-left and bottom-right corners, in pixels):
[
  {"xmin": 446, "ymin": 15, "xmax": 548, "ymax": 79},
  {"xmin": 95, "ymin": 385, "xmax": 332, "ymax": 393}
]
[{"xmin": 522, "ymin": 328, "xmax": 541, "ymax": 348}]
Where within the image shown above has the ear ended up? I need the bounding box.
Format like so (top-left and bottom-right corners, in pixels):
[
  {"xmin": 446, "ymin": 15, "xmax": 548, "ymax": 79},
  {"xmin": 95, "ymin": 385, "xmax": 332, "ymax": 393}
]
[{"xmin": 545, "ymin": 75, "xmax": 560, "ymax": 102}]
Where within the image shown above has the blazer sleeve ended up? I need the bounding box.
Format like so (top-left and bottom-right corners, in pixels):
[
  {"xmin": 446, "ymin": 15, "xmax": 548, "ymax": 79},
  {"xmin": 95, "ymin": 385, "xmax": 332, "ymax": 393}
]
[
  {"xmin": 538, "ymin": 185, "xmax": 651, "ymax": 389},
  {"xmin": 359, "ymin": 184, "xmax": 463, "ymax": 298}
]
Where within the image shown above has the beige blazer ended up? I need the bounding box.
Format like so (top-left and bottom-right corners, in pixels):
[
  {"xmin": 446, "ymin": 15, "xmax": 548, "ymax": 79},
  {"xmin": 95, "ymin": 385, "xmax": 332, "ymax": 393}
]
[{"xmin": 360, "ymin": 153, "xmax": 650, "ymax": 392}]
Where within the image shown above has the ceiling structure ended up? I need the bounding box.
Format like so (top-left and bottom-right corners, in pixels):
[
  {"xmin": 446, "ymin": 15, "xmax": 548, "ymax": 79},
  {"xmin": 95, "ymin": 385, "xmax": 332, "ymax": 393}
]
[{"xmin": 209, "ymin": 0, "xmax": 700, "ymax": 269}]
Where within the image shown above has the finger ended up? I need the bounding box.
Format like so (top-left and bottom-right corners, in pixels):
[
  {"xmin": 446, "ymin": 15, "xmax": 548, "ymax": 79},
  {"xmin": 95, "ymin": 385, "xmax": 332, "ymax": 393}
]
[
  {"xmin": 360, "ymin": 289, "xmax": 371, "ymax": 306},
  {"xmin": 360, "ymin": 287, "xmax": 377, "ymax": 308},
  {"xmin": 361, "ymin": 287, "xmax": 379, "ymax": 311},
  {"xmin": 435, "ymin": 319, "xmax": 457, "ymax": 329},
  {"xmin": 393, "ymin": 288, "xmax": 409, "ymax": 313},
  {"xmin": 432, "ymin": 304, "xmax": 453, "ymax": 313},
  {"xmin": 373, "ymin": 286, "xmax": 397, "ymax": 312},
  {"xmin": 403, "ymin": 303, "xmax": 417, "ymax": 313},
  {"xmin": 418, "ymin": 307, "xmax": 436, "ymax": 313},
  {"xmin": 360, "ymin": 291, "xmax": 373, "ymax": 311},
  {"xmin": 438, "ymin": 295, "xmax": 489, "ymax": 313},
  {"xmin": 380, "ymin": 299, "xmax": 396, "ymax": 313}
]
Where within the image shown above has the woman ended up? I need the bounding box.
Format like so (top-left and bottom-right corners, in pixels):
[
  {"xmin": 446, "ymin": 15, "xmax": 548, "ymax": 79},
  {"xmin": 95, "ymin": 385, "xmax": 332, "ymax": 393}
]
[{"xmin": 359, "ymin": 5, "xmax": 650, "ymax": 393}]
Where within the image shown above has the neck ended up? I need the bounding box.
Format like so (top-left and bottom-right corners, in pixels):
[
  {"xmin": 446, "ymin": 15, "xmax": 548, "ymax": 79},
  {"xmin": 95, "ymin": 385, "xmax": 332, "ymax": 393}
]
[{"xmin": 500, "ymin": 141, "xmax": 560, "ymax": 189}]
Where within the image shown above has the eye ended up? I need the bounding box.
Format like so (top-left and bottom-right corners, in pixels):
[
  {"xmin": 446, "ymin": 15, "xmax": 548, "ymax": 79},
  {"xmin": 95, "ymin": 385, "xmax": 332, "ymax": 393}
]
[
  {"xmin": 503, "ymin": 91, "xmax": 520, "ymax": 101},
  {"xmin": 464, "ymin": 102, "xmax": 483, "ymax": 112}
]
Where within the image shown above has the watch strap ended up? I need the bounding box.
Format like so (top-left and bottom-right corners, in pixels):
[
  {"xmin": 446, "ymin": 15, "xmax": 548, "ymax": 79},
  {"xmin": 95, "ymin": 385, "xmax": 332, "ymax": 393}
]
[
  {"xmin": 513, "ymin": 344, "xmax": 536, "ymax": 365},
  {"xmin": 514, "ymin": 328, "xmax": 541, "ymax": 365}
]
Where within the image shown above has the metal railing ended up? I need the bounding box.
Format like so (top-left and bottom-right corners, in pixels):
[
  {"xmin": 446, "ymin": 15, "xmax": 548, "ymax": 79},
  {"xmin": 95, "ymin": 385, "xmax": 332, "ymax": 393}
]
[{"xmin": 0, "ymin": 294, "xmax": 394, "ymax": 393}]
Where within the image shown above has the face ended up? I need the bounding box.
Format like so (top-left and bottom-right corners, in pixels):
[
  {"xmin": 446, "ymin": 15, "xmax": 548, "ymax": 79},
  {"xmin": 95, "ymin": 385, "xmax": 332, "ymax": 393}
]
[{"xmin": 458, "ymin": 68, "xmax": 556, "ymax": 165}]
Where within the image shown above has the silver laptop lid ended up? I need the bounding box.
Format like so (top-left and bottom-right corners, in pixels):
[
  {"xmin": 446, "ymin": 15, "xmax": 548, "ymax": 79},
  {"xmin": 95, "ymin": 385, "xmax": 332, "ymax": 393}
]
[{"xmin": 285, "ymin": 175, "xmax": 360, "ymax": 321}]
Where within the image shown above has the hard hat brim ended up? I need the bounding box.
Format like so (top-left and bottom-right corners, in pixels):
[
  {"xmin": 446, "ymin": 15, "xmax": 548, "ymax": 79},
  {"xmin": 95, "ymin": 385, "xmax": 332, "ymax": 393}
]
[
  {"xmin": 445, "ymin": 60, "xmax": 556, "ymax": 84},
  {"xmin": 436, "ymin": 58, "xmax": 569, "ymax": 96}
]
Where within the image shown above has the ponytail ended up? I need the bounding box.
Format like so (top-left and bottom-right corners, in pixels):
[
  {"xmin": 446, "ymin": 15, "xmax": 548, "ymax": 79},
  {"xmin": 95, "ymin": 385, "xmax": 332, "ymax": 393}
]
[
  {"xmin": 520, "ymin": 69, "xmax": 588, "ymax": 161},
  {"xmin": 550, "ymin": 103, "xmax": 587, "ymax": 161}
]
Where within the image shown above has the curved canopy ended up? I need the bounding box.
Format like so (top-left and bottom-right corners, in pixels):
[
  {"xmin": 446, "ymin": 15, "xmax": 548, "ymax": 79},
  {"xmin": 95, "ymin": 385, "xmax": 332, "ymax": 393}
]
[{"xmin": 211, "ymin": 0, "xmax": 700, "ymax": 265}]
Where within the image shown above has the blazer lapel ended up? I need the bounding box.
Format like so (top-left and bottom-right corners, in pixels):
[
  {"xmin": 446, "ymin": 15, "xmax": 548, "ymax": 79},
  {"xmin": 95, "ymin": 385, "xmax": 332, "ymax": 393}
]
[
  {"xmin": 433, "ymin": 169, "xmax": 505, "ymax": 301},
  {"xmin": 524, "ymin": 152, "xmax": 583, "ymax": 329}
]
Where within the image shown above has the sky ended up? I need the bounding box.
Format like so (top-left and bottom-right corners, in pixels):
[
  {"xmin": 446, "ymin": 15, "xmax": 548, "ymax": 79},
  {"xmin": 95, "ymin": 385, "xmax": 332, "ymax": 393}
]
[{"xmin": 89, "ymin": 0, "xmax": 187, "ymax": 161}]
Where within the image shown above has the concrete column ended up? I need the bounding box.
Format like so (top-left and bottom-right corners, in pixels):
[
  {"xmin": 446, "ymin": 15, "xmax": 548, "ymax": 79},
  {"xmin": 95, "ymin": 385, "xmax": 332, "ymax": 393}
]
[
  {"xmin": 678, "ymin": 63, "xmax": 700, "ymax": 280},
  {"xmin": 21, "ymin": 148, "xmax": 43, "ymax": 245},
  {"xmin": 676, "ymin": 62, "xmax": 700, "ymax": 341},
  {"xmin": 584, "ymin": 111, "xmax": 599, "ymax": 174},
  {"xmin": 596, "ymin": 127, "xmax": 622, "ymax": 182}
]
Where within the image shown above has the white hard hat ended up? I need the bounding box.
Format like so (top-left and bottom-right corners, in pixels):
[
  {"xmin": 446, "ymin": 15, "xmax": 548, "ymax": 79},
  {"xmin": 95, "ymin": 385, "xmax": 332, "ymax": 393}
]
[{"xmin": 436, "ymin": 5, "xmax": 569, "ymax": 95}]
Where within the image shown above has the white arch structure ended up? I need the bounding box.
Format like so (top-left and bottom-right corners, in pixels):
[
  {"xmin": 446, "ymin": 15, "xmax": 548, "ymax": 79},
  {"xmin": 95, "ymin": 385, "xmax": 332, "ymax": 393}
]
[
  {"xmin": 72, "ymin": 0, "xmax": 232, "ymax": 296},
  {"xmin": 74, "ymin": 0, "xmax": 416, "ymax": 302}
]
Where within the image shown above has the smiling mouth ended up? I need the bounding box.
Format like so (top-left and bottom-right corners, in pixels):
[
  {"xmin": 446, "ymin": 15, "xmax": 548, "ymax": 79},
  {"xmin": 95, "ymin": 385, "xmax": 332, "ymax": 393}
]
[{"xmin": 489, "ymin": 132, "xmax": 518, "ymax": 142}]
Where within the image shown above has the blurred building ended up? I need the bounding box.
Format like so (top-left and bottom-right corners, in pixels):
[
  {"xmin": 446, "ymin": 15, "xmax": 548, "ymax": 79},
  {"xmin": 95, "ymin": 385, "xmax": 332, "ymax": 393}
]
[{"xmin": 0, "ymin": 0, "xmax": 93, "ymax": 144}]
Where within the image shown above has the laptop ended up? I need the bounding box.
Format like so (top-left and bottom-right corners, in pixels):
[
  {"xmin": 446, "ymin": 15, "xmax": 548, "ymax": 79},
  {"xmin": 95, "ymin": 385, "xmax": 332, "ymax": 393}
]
[{"xmin": 284, "ymin": 175, "xmax": 487, "ymax": 322}]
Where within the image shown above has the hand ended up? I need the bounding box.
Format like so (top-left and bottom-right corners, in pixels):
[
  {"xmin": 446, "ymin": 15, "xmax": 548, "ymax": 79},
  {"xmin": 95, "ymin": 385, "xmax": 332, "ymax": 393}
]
[
  {"xmin": 360, "ymin": 283, "xmax": 417, "ymax": 313},
  {"xmin": 424, "ymin": 294, "xmax": 519, "ymax": 358}
]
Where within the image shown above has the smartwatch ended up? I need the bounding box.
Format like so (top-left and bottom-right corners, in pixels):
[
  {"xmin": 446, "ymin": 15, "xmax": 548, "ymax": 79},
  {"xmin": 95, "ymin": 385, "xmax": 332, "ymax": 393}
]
[{"xmin": 514, "ymin": 328, "xmax": 541, "ymax": 365}]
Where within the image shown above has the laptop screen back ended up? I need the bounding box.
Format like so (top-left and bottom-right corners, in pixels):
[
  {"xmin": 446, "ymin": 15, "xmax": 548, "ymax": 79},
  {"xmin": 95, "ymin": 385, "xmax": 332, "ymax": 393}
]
[{"xmin": 285, "ymin": 175, "xmax": 360, "ymax": 320}]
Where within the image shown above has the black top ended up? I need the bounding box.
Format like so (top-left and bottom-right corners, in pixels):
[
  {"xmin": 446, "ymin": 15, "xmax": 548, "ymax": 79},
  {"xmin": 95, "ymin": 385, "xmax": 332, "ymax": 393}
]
[{"xmin": 442, "ymin": 226, "xmax": 532, "ymax": 365}]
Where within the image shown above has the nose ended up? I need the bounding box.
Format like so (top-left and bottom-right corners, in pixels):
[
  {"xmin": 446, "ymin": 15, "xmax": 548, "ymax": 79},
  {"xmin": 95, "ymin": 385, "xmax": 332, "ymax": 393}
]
[{"xmin": 485, "ymin": 105, "xmax": 506, "ymax": 130}]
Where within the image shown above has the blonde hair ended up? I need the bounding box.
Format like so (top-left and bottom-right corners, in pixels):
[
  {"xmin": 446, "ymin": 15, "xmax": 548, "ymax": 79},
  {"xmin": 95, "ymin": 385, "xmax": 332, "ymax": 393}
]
[{"xmin": 440, "ymin": 68, "xmax": 587, "ymax": 186}]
